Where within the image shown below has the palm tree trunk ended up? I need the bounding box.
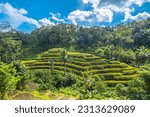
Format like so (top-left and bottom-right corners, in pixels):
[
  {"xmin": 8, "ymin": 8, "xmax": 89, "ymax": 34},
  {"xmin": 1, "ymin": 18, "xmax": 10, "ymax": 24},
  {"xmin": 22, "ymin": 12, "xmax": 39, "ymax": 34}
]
[{"xmin": 64, "ymin": 61, "xmax": 66, "ymax": 77}]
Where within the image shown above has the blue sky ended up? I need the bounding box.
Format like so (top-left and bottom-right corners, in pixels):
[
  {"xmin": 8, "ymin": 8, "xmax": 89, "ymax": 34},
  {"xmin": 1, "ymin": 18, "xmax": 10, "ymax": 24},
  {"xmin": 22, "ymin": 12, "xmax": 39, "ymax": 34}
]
[{"xmin": 0, "ymin": 0, "xmax": 150, "ymax": 32}]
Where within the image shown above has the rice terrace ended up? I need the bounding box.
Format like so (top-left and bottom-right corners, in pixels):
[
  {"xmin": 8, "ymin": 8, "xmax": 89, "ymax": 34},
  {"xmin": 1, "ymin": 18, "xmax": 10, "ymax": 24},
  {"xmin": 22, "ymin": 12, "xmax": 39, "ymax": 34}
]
[{"xmin": 0, "ymin": 2, "xmax": 150, "ymax": 99}]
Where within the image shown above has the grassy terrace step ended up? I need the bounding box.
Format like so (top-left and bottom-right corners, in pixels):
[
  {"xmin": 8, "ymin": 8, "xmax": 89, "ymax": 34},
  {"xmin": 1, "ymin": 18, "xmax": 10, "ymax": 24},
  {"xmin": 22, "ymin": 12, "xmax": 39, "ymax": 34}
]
[
  {"xmin": 94, "ymin": 73, "xmax": 122, "ymax": 77},
  {"xmin": 26, "ymin": 62, "xmax": 86, "ymax": 71},
  {"xmin": 28, "ymin": 66, "xmax": 50, "ymax": 69},
  {"xmin": 39, "ymin": 57, "xmax": 60, "ymax": 59},
  {"xmin": 54, "ymin": 62, "xmax": 86, "ymax": 71},
  {"xmin": 105, "ymin": 75, "xmax": 137, "ymax": 81},
  {"xmin": 53, "ymin": 66, "xmax": 81, "ymax": 75},
  {"xmin": 122, "ymin": 69, "xmax": 137, "ymax": 75},
  {"xmin": 103, "ymin": 63, "xmax": 128, "ymax": 68},
  {"xmin": 84, "ymin": 57, "xmax": 102, "ymax": 61},
  {"xmin": 23, "ymin": 48, "xmax": 138, "ymax": 87},
  {"xmin": 90, "ymin": 68, "xmax": 123, "ymax": 74},
  {"xmin": 47, "ymin": 48, "xmax": 63, "ymax": 52},
  {"xmin": 88, "ymin": 65, "xmax": 104, "ymax": 69},
  {"xmin": 41, "ymin": 54, "xmax": 60, "ymax": 57},
  {"xmin": 70, "ymin": 60, "xmax": 108, "ymax": 66},
  {"xmin": 115, "ymin": 74, "xmax": 139, "ymax": 79},
  {"xmin": 90, "ymin": 60, "xmax": 108, "ymax": 65},
  {"xmin": 26, "ymin": 62, "xmax": 50, "ymax": 66},
  {"xmin": 25, "ymin": 61, "xmax": 132, "ymax": 74},
  {"xmin": 22, "ymin": 60, "xmax": 37, "ymax": 64},
  {"xmin": 68, "ymin": 52, "xmax": 94, "ymax": 57},
  {"xmin": 36, "ymin": 59, "xmax": 61, "ymax": 62},
  {"xmin": 28, "ymin": 65, "xmax": 82, "ymax": 75}
]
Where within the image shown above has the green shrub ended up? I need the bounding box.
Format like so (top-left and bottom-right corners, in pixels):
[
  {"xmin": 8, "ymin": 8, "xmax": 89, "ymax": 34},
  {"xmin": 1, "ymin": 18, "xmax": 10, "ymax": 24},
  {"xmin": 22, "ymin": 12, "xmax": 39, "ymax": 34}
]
[
  {"xmin": 62, "ymin": 73, "xmax": 76, "ymax": 87},
  {"xmin": 12, "ymin": 62, "xmax": 31, "ymax": 91},
  {"xmin": 0, "ymin": 63, "xmax": 17, "ymax": 99},
  {"xmin": 140, "ymin": 71, "xmax": 150, "ymax": 93},
  {"xmin": 94, "ymin": 81, "xmax": 107, "ymax": 93},
  {"xmin": 116, "ymin": 84, "xmax": 128, "ymax": 97},
  {"xmin": 116, "ymin": 78, "xmax": 146, "ymax": 100},
  {"xmin": 32, "ymin": 70, "xmax": 52, "ymax": 90}
]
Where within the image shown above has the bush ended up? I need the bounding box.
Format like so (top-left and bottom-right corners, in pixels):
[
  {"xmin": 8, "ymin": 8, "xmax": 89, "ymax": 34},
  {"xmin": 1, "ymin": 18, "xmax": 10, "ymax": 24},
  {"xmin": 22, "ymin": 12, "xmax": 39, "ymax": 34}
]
[
  {"xmin": 12, "ymin": 62, "xmax": 31, "ymax": 90},
  {"xmin": 94, "ymin": 81, "xmax": 107, "ymax": 93},
  {"xmin": 0, "ymin": 63, "xmax": 17, "ymax": 99},
  {"xmin": 140, "ymin": 71, "xmax": 150, "ymax": 93},
  {"xmin": 116, "ymin": 78, "xmax": 146, "ymax": 100},
  {"xmin": 32, "ymin": 70, "xmax": 52, "ymax": 90},
  {"xmin": 116, "ymin": 84, "xmax": 128, "ymax": 97},
  {"xmin": 62, "ymin": 73, "xmax": 76, "ymax": 87}
]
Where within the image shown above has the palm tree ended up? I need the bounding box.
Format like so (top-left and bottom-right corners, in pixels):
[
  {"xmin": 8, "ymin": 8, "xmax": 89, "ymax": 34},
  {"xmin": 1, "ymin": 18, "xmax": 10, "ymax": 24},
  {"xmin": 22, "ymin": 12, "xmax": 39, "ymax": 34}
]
[
  {"xmin": 49, "ymin": 59, "xmax": 54, "ymax": 77},
  {"xmin": 82, "ymin": 70, "xmax": 95, "ymax": 95},
  {"xmin": 60, "ymin": 49, "xmax": 69, "ymax": 77}
]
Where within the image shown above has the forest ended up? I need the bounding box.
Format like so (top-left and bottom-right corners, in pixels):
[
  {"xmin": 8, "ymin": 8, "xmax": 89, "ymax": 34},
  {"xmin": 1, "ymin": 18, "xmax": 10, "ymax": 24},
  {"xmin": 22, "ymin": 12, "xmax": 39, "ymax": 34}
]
[{"xmin": 0, "ymin": 18, "xmax": 150, "ymax": 100}]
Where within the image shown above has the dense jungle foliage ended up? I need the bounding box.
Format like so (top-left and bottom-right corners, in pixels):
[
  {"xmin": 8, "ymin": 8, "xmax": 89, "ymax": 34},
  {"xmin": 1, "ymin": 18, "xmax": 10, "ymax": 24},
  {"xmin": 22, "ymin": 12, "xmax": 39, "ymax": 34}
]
[{"xmin": 0, "ymin": 19, "xmax": 150, "ymax": 100}]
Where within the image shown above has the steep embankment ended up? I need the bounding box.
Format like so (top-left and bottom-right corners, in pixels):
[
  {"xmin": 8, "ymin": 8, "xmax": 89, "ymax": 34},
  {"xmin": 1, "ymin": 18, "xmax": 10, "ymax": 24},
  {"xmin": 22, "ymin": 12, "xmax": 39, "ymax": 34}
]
[{"xmin": 23, "ymin": 48, "xmax": 138, "ymax": 87}]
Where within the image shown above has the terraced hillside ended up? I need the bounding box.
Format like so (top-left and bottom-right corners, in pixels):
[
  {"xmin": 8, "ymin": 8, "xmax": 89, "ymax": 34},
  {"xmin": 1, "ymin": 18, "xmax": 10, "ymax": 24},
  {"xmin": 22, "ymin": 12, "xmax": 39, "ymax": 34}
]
[{"xmin": 22, "ymin": 48, "xmax": 138, "ymax": 87}]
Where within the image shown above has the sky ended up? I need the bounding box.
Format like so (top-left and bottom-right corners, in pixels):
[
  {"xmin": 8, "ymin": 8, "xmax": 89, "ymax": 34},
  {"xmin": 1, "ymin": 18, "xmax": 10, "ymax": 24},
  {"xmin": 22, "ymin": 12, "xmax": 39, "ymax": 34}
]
[{"xmin": 0, "ymin": 0, "xmax": 150, "ymax": 32}]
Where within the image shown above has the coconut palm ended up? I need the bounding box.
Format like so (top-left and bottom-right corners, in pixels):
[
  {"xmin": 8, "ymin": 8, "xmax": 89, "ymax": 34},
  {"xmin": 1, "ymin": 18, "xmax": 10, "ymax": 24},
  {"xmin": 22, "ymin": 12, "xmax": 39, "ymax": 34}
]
[{"xmin": 60, "ymin": 49, "xmax": 69, "ymax": 77}]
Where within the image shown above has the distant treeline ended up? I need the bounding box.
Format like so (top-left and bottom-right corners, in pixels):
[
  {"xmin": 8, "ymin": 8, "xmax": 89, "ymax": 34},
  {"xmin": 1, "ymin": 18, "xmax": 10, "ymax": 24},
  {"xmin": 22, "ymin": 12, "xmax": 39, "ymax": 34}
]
[{"xmin": 0, "ymin": 18, "xmax": 150, "ymax": 66}]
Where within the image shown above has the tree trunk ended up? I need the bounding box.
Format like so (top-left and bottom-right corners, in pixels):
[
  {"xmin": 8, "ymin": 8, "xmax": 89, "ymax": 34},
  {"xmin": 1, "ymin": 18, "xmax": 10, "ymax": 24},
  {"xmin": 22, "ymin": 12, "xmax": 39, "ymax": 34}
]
[
  {"xmin": 64, "ymin": 61, "xmax": 66, "ymax": 77},
  {"xmin": 50, "ymin": 59, "xmax": 54, "ymax": 77}
]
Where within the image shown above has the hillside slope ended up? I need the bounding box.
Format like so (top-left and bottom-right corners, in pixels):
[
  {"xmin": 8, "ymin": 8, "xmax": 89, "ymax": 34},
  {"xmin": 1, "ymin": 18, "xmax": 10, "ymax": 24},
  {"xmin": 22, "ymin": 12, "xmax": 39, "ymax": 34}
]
[{"xmin": 23, "ymin": 48, "xmax": 138, "ymax": 87}]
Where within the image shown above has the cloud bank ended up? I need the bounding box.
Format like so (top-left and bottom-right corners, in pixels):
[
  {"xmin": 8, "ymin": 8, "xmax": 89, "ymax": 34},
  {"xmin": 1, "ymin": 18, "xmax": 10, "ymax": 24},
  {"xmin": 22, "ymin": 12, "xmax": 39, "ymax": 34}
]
[
  {"xmin": 0, "ymin": 3, "xmax": 40, "ymax": 28},
  {"xmin": 0, "ymin": 1, "xmax": 150, "ymax": 30},
  {"xmin": 0, "ymin": 3, "xmax": 65, "ymax": 28},
  {"xmin": 68, "ymin": 0, "xmax": 150, "ymax": 25}
]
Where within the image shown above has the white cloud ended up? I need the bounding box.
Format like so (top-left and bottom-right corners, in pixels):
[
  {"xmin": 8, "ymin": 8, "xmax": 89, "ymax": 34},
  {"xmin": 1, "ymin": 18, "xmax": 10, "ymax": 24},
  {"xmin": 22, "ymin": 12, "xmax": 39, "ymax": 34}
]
[
  {"xmin": 94, "ymin": 8, "xmax": 113, "ymax": 22},
  {"xmin": 68, "ymin": 0, "xmax": 150, "ymax": 25},
  {"xmin": 82, "ymin": 0, "xmax": 100, "ymax": 8},
  {"xmin": 1, "ymin": 1, "xmax": 150, "ymax": 29},
  {"xmin": 125, "ymin": 0, "xmax": 145, "ymax": 7},
  {"xmin": 122, "ymin": 8, "xmax": 134, "ymax": 21},
  {"xmin": 19, "ymin": 9, "xmax": 28, "ymax": 15},
  {"xmin": 68, "ymin": 1, "xmax": 116, "ymax": 24},
  {"xmin": 39, "ymin": 18, "xmax": 55, "ymax": 26},
  {"xmin": 50, "ymin": 13, "xmax": 65, "ymax": 23},
  {"xmin": 99, "ymin": 0, "xmax": 146, "ymax": 7},
  {"xmin": 0, "ymin": 3, "xmax": 66, "ymax": 29},
  {"xmin": 130, "ymin": 12, "xmax": 150, "ymax": 21},
  {"xmin": 0, "ymin": 3, "xmax": 40, "ymax": 28},
  {"xmin": 68, "ymin": 10, "xmax": 93, "ymax": 25}
]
